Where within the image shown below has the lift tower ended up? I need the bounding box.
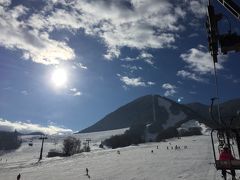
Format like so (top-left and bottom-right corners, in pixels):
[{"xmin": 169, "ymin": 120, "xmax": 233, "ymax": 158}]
[{"xmin": 39, "ymin": 135, "xmax": 48, "ymax": 161}]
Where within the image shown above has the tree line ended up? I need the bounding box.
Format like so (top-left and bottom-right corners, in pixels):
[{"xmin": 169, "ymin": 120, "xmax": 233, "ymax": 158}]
[{"xmin": 0, "ymin": 131, "xmax": 22, "ymax": 151}]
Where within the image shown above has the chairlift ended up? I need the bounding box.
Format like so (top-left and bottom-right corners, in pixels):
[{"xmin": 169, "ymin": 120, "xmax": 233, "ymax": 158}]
[
  {"xmin": 211, "ymin": 128, "xmax": 240, "ymax": 170},
  {"xmin": 28, "ymin": 139, "xmax": 33, "ymax": 146},
  {"xmin": 210, "ymin": 98, "xmax": 240, "ymax": 171},
  {"xmin": 205, "ymin": 0, "xmax": 240, "ymax": 177}
]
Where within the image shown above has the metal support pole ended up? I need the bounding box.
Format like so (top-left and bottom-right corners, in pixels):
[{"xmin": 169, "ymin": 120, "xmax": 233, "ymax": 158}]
[
  {"xmin": 233, "ymin": 130, "xmax": 240, "ymax": 158},
  {"xmin": 213, "ymin": 62, "xmax": 225, "ymax": 127},
  {"xmin": 39, "ymin": 136, "xmax": 47, "ymax": 161},
  {"xmin": 211, "ymin": 129, "xmax": 217, "ymax": 165}
]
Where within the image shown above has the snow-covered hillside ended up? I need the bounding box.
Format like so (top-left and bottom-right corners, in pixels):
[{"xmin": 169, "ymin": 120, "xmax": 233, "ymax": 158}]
[
  {"xmin": 0, "ymin": 130, "xmax": 234, "ymax": 180},
  {"xmin": 158, "ymin": 97, "xmax": 186, "ymax": 129},
  {"xmin": 179, "ymin": 120, "xmax": 210, "ymax": 135},
  {"xmin": 80, "ymin": 95, "xmax": 202, "ymax": 133}
]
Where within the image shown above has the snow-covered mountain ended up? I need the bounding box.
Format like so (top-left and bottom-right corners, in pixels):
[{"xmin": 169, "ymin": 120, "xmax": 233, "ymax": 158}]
[
  {"xmin": 186, "ymin": 98, "xmax": 240, "ymax": 128},
  {"xmin": 80, "ymin": 95, "xmax": 204, "ymax": 133}
]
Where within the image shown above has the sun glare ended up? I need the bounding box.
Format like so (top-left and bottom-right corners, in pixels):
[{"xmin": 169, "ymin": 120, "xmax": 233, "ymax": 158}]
[{"xmin": 51, "ymin": 68, "xmax": 67, "ymax": 88}]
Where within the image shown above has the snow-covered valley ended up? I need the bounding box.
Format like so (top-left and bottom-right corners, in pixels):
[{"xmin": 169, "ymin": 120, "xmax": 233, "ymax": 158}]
[{"xmin": 0, "ymin": 130, "xmax": 233, "ymax": 180}]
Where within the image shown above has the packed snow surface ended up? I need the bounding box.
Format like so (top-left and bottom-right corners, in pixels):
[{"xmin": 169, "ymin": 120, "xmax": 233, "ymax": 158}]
[{"xmin": 0, "ymin": 129, "xmax": 236, "ymax": 180}]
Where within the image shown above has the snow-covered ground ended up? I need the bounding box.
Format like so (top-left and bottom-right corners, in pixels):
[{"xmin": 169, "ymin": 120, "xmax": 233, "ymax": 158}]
[
  {"xmin": 179, "ymin": 120, "xmax": 211, "ymax": 135},
  {"xmin": 0, "ymin": 130, "xmax": 236, "ymax": 180}
]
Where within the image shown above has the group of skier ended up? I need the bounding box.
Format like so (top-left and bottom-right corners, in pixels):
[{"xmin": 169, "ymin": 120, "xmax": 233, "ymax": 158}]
[
  {"xmin": 166, "ymin": 144, "xmax": 188, "ymax": 150},
  {"xmin": 149, "ymin": 143, "xmax": 188, "ymax": 153},
  {"xmin": 16, "ymin": 168, "xmax": 91, "ymax": 180},
  {"xmin": 0, "ymin": 158, "xmax": 8, "ymax": 163}
]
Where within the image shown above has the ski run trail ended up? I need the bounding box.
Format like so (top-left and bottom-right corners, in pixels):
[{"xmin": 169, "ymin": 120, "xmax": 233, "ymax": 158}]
[{"xmin": 0, "ymin": 129, "xmax": 237, "ymax": 180}]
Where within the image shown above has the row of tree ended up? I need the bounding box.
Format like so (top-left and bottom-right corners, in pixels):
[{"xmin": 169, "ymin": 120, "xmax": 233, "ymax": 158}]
[
  {"xmin": 103, "ymin": 123, "xmax": 202, "ymax": 149},
  {"xmin": 0, "ymin": 131, "xmax": 22, "ymax": 151},
  {"xmin": 48, "ymin": 136, "xmax": 90, "ymax": 157},
  {"xmin": 103, "ymin": 123, "xmax": 146, "ymax": 149}
]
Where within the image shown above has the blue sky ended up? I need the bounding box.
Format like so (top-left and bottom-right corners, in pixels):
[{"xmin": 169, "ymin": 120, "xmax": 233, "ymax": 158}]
[{"xmin": 0, "ymin": 0, "xmax": 240, "ymax": 134}]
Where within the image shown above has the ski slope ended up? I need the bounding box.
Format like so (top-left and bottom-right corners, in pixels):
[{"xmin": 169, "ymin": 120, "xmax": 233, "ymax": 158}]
[{"xmin": 0, "ymin": 130, "xmax": 235, "ymax": 180}]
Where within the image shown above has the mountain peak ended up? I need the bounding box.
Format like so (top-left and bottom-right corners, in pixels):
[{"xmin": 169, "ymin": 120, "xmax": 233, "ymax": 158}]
[{"xmin": 79, "ymin": 95, "xmax": 201, "ymax": 133}]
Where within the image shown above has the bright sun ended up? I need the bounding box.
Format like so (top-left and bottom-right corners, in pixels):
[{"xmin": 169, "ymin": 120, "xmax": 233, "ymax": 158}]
[{"xmin": 51, "ymin": 68, "xmax": 67, "ymax": 88}]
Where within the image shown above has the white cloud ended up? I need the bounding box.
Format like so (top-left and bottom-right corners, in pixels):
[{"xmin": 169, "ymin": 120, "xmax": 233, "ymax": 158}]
[
  {"xmin": 162, "ymin": 83, "xmax": 177, "ymax": 96},
  {"xmin": 162, "ymin": 83, "xmax": 176, "ymax": 90},
  {"xmin": 177, "ymin": 70, "xmax": 206, "ymax": 82},
  {"xmin": 121, "ymin": 64, "xmax": 142, "ymax": 73},
  {"xmin": 70, "ymin": 88, "xmax": 77, "ymax": 92},
  {"xmin": 188, "ymin": 33, "xmax": 199, "ymax": 38},
  {"xmin": 164, "ymin": 89, "xmax": 176, "ymax": 97},
  {"xmin": 117, "ymin": 74, "xmax": 155, "ymax": 88},
  {"xmin": 147, "ymin": 81, "xmax": 155, "ymax": 86},
  {"xmin": 26, "ymin": 0, "xmax": 186, "ymax": 60},
  {"xmin": 139, "ymin": 51, "xmax": 153, "ymax": 59},
  {"xmin": 75, "ymin": 62, "xmax": 88, "ymax": 70},
  {"xmin": 0, "ymin": 3, "xmax": 75, "ymax": 65},
  {"xmin": 73, "ymin": 91, "xmax": 81, "ymax": 96},
  {"xmin": 21, "ymin": 90, "xmax": 28, "ymax": 95},
  {"xmin": 0, "ymin": 118, "xmax": 72, "ymax": 135},
  {"xmin": 121, "ymin": 51, "xmax": 154, "ymax": 65},
  {"xmin": 119, "ymin": 76, "xmax": 146, "ymax": 87},
  {"xmin": 120, "ymin": 57, "xmax": 136, "ymax": 62},
  {"xmin": 70, "ymin": 88, "xmax": 82, "ymax": 96},
  {"xmin": 180, "ymin": 46, "xmax": 227, "ymax": 74},
  {"xmin": 177, "ymin": 81, "xmax": 183, "ymax": 84},
  {"xmin": 0, "ymin": 0, "xmax": 10, "ymax": 6},
  {"xmin": 0, "ymin": 1, "xmax": 212, "ymax": 65},
  {"xmin": 188, "ymin": 0, "xmax": 207, "ymax": 18},
  {"xmin": 139, "ymin": 51, "xmax": 154, "ymax": 65},
  {"xmin": 178, "ymin": 45, "xmax": 228, "ymax": 83}
]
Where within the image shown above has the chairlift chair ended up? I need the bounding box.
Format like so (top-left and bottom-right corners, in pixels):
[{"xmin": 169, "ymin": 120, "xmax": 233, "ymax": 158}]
[
  {"xmin": 210, "ymin": 98, "xmax": 240, "ymax": 171},
  {"xmin": 211, "ymin": 128, "xmax": 240, "ymax": 170},
  {"xmin": 205, "ymin": 0, "xmax": 240, "ymax": 175},
  {"xmin": 28, "ymin": 139, "xmax": 33, "ymax": 146}
]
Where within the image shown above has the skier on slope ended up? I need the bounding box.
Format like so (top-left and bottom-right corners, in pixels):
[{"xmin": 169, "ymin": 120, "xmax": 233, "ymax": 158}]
[
  {"xmin": 219, "ymin": 145, "xmax": 236, "ymax": 180},
  {"xmin": 17, "ymin": 173, "xmax": 21, "ymax": 180}
]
